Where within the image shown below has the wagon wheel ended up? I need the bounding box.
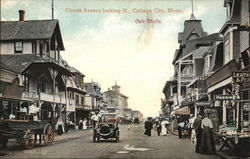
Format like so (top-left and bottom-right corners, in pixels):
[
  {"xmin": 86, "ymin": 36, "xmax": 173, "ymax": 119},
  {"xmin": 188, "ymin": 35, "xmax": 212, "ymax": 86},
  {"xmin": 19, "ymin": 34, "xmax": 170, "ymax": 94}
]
[
  {"xmin": 43, "ymin": 124, "xmax": 55, "ymax": 145},
  {"xmin": 20, "ymin": 130, "xmax": 37, "ymax": 149}
]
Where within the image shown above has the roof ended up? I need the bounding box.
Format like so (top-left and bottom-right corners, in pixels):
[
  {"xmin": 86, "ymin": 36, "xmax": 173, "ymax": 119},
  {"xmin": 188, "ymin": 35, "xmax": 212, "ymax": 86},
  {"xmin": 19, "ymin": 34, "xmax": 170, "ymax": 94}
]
[
  {"xmin": 173, "ymin": 33, "xmax": 222, "ymax": 64},
  {"xmin": 0, "ymin": 61, "xmax": 16, "ymax": 73},
  {"xmin": 85, "ymin": 82, "xmax": 101, "ymax": 96},
  {"xmin": 220, "ymin": 0, "xmax": 241, "ymax": 34},
  {"xmin": 66, "ymin": 77, "xmax": 86, "ymax": 94},
  {"xmin": 210, "ymin": 41, "xmax": 224, "ymax": 72},
  {"xmin": 102, "ymin": 89, "xmax": 128, "ymax": 98},
  {"xmin": 0, "ymin": 54, "xmax": 69, "ymax": 74},
  {"xmin": 0, "ymin": 54, "xmax": 49, "ymax": 73},
  {"xmin": 69, "ymin": 66, "xmax": 85, "ymax": 76},
  {"xmin": 0, "ymin": 20, "xmax": 64, "ymax": 50},
  {"xmin": 192, "ymin": 46, "xmax": 210, "ymax": 58},
  {"xmin": 162, "ymin": 80, "xmax": 177, "ymax": 93},
  {"xmin": 178, "ymin": 19, "xmax": 207, "ymax": 45}
]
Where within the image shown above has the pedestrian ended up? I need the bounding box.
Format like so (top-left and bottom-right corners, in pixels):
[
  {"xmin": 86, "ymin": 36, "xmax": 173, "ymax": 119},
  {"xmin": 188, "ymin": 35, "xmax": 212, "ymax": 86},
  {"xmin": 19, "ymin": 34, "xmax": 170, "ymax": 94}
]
[
  {"xmin": 79, "ymin": 118, "xmax": 83, "ymax": 130},
  {"xmin": 144, "ymin": 117, "xmax": 153, "ymax": 136},
  {"xmin": 156, "ymin": 120, "xmax": 162, "ymax": 136},
  {"xmin": 200, "ymin": 113, "xmax": 216, "ymax": 155},
  {"xmin": 0, "ymin": 116, "xmax": 8, "ymax": 149},
  {"xmin": 193, "ymin": 113, "xmax": 203, "ymax": 153},
  {"xmin": 177, "ymin": 121, "xmax": 187, "ymax": 138},
  {"xmin": 161, "ymin": 119, "xmax": 169, "ymax": 135},
  {"xmin": 83, "ymin": 118, "xmax": 87, "ymax": 130},
  {"xmin": 165, "ymin": 119, "xmax": 170, "ymax": 134},
  {"xmin": 91, "ymin": 111, "xmax": 100, "ymax": 128}
]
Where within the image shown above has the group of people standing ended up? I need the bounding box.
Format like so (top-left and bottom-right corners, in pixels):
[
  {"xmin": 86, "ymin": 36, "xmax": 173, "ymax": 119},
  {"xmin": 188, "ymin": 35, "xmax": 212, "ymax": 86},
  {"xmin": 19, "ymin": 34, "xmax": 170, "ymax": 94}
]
[
  {"xmin": 193, "ymin": 113, "xmax": 216, "ymax": 155},
  {"xmin": 144, "ymin": 114, "xmax": 216, "ymax": 155},
  {"xmin": 144, "ymin": 118, "xmax": 170, "ymax": 136}
]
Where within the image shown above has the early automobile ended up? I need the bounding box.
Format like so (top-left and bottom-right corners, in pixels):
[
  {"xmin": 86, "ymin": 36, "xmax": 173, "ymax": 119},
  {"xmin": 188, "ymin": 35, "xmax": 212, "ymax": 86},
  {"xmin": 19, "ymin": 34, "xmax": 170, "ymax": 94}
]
[{"xmin": 93, "ymin": 113, "xmax": 120, "ymax": 142}]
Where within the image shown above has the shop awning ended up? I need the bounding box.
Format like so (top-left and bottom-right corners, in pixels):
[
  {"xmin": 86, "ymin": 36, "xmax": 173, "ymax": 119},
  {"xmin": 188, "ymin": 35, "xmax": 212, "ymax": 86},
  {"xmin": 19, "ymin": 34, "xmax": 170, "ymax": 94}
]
[{"xmin": 174, "ymin": 106, "xmax": 190, "ymax": 115}]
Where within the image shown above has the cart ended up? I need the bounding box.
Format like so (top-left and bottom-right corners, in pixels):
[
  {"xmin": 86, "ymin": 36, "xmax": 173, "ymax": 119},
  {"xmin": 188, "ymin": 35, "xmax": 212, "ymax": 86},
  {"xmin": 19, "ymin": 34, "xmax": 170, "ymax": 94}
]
[{"xmin": 0, "ymin": 120, "xmax": 55, "ymax": 149}]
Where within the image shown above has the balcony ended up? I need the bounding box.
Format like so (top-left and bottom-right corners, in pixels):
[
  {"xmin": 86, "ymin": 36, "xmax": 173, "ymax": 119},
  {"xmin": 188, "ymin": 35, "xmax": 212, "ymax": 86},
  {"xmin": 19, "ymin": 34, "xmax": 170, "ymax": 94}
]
[
  {"xmin": 22, "ymin": 91, "xmax": 66, "ymax": 104},
  {"xmin": 40, "ymin": 92, "xmax": 66, "ymax": 104}
]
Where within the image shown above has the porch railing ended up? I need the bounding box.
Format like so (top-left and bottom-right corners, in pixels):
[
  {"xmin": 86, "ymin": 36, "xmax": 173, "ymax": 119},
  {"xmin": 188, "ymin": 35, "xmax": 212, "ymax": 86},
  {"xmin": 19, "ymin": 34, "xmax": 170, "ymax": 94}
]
[{"xmin": 22, "ymin": 91, "xmax": 66, "ymax": 104}]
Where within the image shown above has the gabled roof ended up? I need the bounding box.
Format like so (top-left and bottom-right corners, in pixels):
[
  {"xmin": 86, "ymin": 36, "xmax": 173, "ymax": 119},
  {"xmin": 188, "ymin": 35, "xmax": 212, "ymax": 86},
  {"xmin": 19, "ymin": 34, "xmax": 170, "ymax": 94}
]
[
  {"xmin": 0, "ymin": 20, "xmax": 64, "ymax": 50},
  {"xmin": 0, "ymin": 54, "xmax": 69, "ymax": 74}
]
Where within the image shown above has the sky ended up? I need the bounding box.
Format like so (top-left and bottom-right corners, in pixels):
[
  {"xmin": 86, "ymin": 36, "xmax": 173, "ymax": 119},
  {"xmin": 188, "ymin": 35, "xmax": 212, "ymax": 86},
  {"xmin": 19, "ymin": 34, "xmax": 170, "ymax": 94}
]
[{"xmin": 1, "ymin": 0, "xmax": 226, "ymax": 117}]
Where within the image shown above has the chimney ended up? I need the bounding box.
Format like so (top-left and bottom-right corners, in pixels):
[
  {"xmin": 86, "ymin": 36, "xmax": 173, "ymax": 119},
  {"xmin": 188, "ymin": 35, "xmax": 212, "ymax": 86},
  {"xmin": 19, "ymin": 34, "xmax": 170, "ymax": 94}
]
[{"xmin": 19, "ymin": 10, "xmax": 25, "ymax": 21}]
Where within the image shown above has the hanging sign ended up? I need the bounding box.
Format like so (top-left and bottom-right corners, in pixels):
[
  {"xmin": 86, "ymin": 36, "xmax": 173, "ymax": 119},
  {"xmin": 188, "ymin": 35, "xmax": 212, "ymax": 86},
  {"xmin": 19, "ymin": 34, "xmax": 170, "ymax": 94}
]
[{"xmin": 214, "ymin": 95, "xmax": 240, "ymax": 100}]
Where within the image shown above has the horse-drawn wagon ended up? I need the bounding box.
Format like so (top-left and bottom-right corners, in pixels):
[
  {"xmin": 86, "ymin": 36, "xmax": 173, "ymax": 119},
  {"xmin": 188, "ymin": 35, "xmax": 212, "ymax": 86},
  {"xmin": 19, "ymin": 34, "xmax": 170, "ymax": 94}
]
[{"xmin": 0, "ymin": 120, "xmax": 54, "ymax": 149}]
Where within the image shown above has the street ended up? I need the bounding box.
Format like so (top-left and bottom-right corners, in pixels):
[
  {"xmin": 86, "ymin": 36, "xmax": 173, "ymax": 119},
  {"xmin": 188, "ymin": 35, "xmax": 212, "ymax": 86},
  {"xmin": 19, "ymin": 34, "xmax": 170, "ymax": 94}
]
[{"xmin": 1, "ymin": 124, "xmax": 220, "ymax": 159}]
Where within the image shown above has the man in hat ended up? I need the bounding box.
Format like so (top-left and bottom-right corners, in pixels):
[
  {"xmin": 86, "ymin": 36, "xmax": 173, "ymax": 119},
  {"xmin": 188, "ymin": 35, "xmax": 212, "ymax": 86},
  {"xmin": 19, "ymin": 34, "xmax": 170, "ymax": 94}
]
[
  {"xmin": 193, "ymin": 113, "xmax": 203, "ymax": 153},
  {"xmin": 144, "ymin": 117, "xmax": 153, "ymax": 136},
  {"xmin": 91, "ymin": 111, "xmax": 100, "ymax": 128}
]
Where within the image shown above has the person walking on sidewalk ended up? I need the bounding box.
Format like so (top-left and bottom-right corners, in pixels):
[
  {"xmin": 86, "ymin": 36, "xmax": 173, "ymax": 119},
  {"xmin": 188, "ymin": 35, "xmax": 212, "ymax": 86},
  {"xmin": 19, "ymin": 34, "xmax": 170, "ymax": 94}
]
[
  {"xmin": 161, "ymin": 119, "xmax": 170, "ymax": 135},
  {"xmin": 144, "ymin": 117, "xmax": 153, "ymax": 136},
  {"xmin": 200, "ymin": 113, "xmax": 216, "ymax": 155},
  {"xmin": 193, "ymin": 113, "xmax": 203, "ymax": 153},
  {"xmin": 156, "ymin": 120, "xmax": 162, "ymax": 136}
]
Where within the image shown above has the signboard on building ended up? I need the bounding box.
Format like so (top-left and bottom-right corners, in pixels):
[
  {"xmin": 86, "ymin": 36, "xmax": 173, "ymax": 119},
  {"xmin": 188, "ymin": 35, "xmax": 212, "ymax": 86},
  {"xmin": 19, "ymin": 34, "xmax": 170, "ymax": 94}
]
[
  {"xmin": 243, "ymin": 103, "xmax": 250, "ymax": 112},
  {"xmin": 232, "ymin": 71, "xmax": 250, "ymax": 88},
  {"xmin": 214, "ymin": 95, "xmax": 240, "ymax": 100},
  {"xmin": 195, "ymin": 101, "xmax": 211, "ymax": 106}
]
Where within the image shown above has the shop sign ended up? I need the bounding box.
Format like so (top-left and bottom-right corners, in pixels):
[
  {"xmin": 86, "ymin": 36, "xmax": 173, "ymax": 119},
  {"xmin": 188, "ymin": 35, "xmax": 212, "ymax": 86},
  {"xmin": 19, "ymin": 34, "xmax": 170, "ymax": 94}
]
[
  {"xmin": 232, "ymin": 72, "xmax": 250, "ymax": 88},
  {"xmin": 214, "ymin": 95, "xmax": 240, "ymax": 100},
  {"xmin": 195, "ymin": 101, "xmax": 211, "ymax": 106},
  {"xmin": 243, "ymin": 103, "xmax": 250, "ymax": 111}
]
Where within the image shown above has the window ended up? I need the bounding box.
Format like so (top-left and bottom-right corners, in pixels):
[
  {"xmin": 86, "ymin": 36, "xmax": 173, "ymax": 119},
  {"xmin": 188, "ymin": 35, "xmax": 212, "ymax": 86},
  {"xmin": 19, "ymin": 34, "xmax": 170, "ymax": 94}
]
[
  {"xmin": 37, "ymin": 79, "xmax": 47, "ymax": 93},
  {"xmin": 39, "ymin": 42, "xmax": 44, "ymax": 55},
  {"xmin": 14, "ymin": 42, "xmax": 23, "ymax": 53},
  {"xmin": 32, "ymin": 42, "xmax": 37, "ymax": 54},
  {"xmin": 224, "ymin": 40, "xmax": 231, "ymax": 64},
  {"xmin": 81, "ymin": 96, "xmax": 84, "ymax": 105},
  {"xmin": 204, "ymin": 54, "xmax": 212, "ymax": 73},
  {"xmin": 75, "ymin": 95, "xmax": 79, "ymax": 105},
  {"xmin": 22, "ymin": 75, "xmax": 29, "ymax": 91},
  {"xmin": 181, "ymin": 65, "xmax": 193, "ymax": 76}
]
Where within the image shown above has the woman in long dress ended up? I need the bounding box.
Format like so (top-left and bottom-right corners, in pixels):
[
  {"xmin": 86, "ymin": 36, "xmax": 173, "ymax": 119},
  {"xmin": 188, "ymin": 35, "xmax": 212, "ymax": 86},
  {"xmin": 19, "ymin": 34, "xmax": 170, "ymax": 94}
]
[
  {"xmin": 200, "ymin": 113, "xmax": 216, "ymax": 155},
  {"xmin": 83, "ymin": 119, "xmax": 87, "ymax": 130},
  {"xmin": 161, "ymin": 120, "xmax": 168, "ymax": 136}
]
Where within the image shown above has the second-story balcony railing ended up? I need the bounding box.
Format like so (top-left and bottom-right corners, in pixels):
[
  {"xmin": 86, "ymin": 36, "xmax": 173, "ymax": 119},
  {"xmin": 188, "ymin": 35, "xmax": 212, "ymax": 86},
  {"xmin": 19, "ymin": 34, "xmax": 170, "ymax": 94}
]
[{"xmin": 22, "ymin": 91, "xmax": 66, "ymax": 104}]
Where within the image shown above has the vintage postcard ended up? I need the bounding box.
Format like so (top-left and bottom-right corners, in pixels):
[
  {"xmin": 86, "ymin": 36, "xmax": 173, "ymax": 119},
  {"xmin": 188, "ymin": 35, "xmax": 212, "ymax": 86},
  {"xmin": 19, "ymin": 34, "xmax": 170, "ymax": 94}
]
[{"xmin": 0, "ymin": 0, "xmax": 249, "ymax": 158}]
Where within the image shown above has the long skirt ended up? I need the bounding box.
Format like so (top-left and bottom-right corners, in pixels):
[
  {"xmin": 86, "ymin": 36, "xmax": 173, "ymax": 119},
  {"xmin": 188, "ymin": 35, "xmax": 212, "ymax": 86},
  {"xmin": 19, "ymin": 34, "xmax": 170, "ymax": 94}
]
[
  {"xmin": 161, "ymin": 123, "xmax": 167, "ymax": 135},
  {"xmin": 200, "ymin": 126, "xmax": 216, "ymax": 155},
  {"xmin": 144, "ymin": 129, "xmax": 151, "ymax": 136}
]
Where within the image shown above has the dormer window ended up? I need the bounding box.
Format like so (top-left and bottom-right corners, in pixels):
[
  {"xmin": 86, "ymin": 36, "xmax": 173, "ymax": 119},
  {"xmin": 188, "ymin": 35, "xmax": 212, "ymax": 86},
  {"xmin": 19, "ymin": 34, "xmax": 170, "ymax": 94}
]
[{"xmin": 14, "ymin": 42, "xmax": 23, "ymax": 53}]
